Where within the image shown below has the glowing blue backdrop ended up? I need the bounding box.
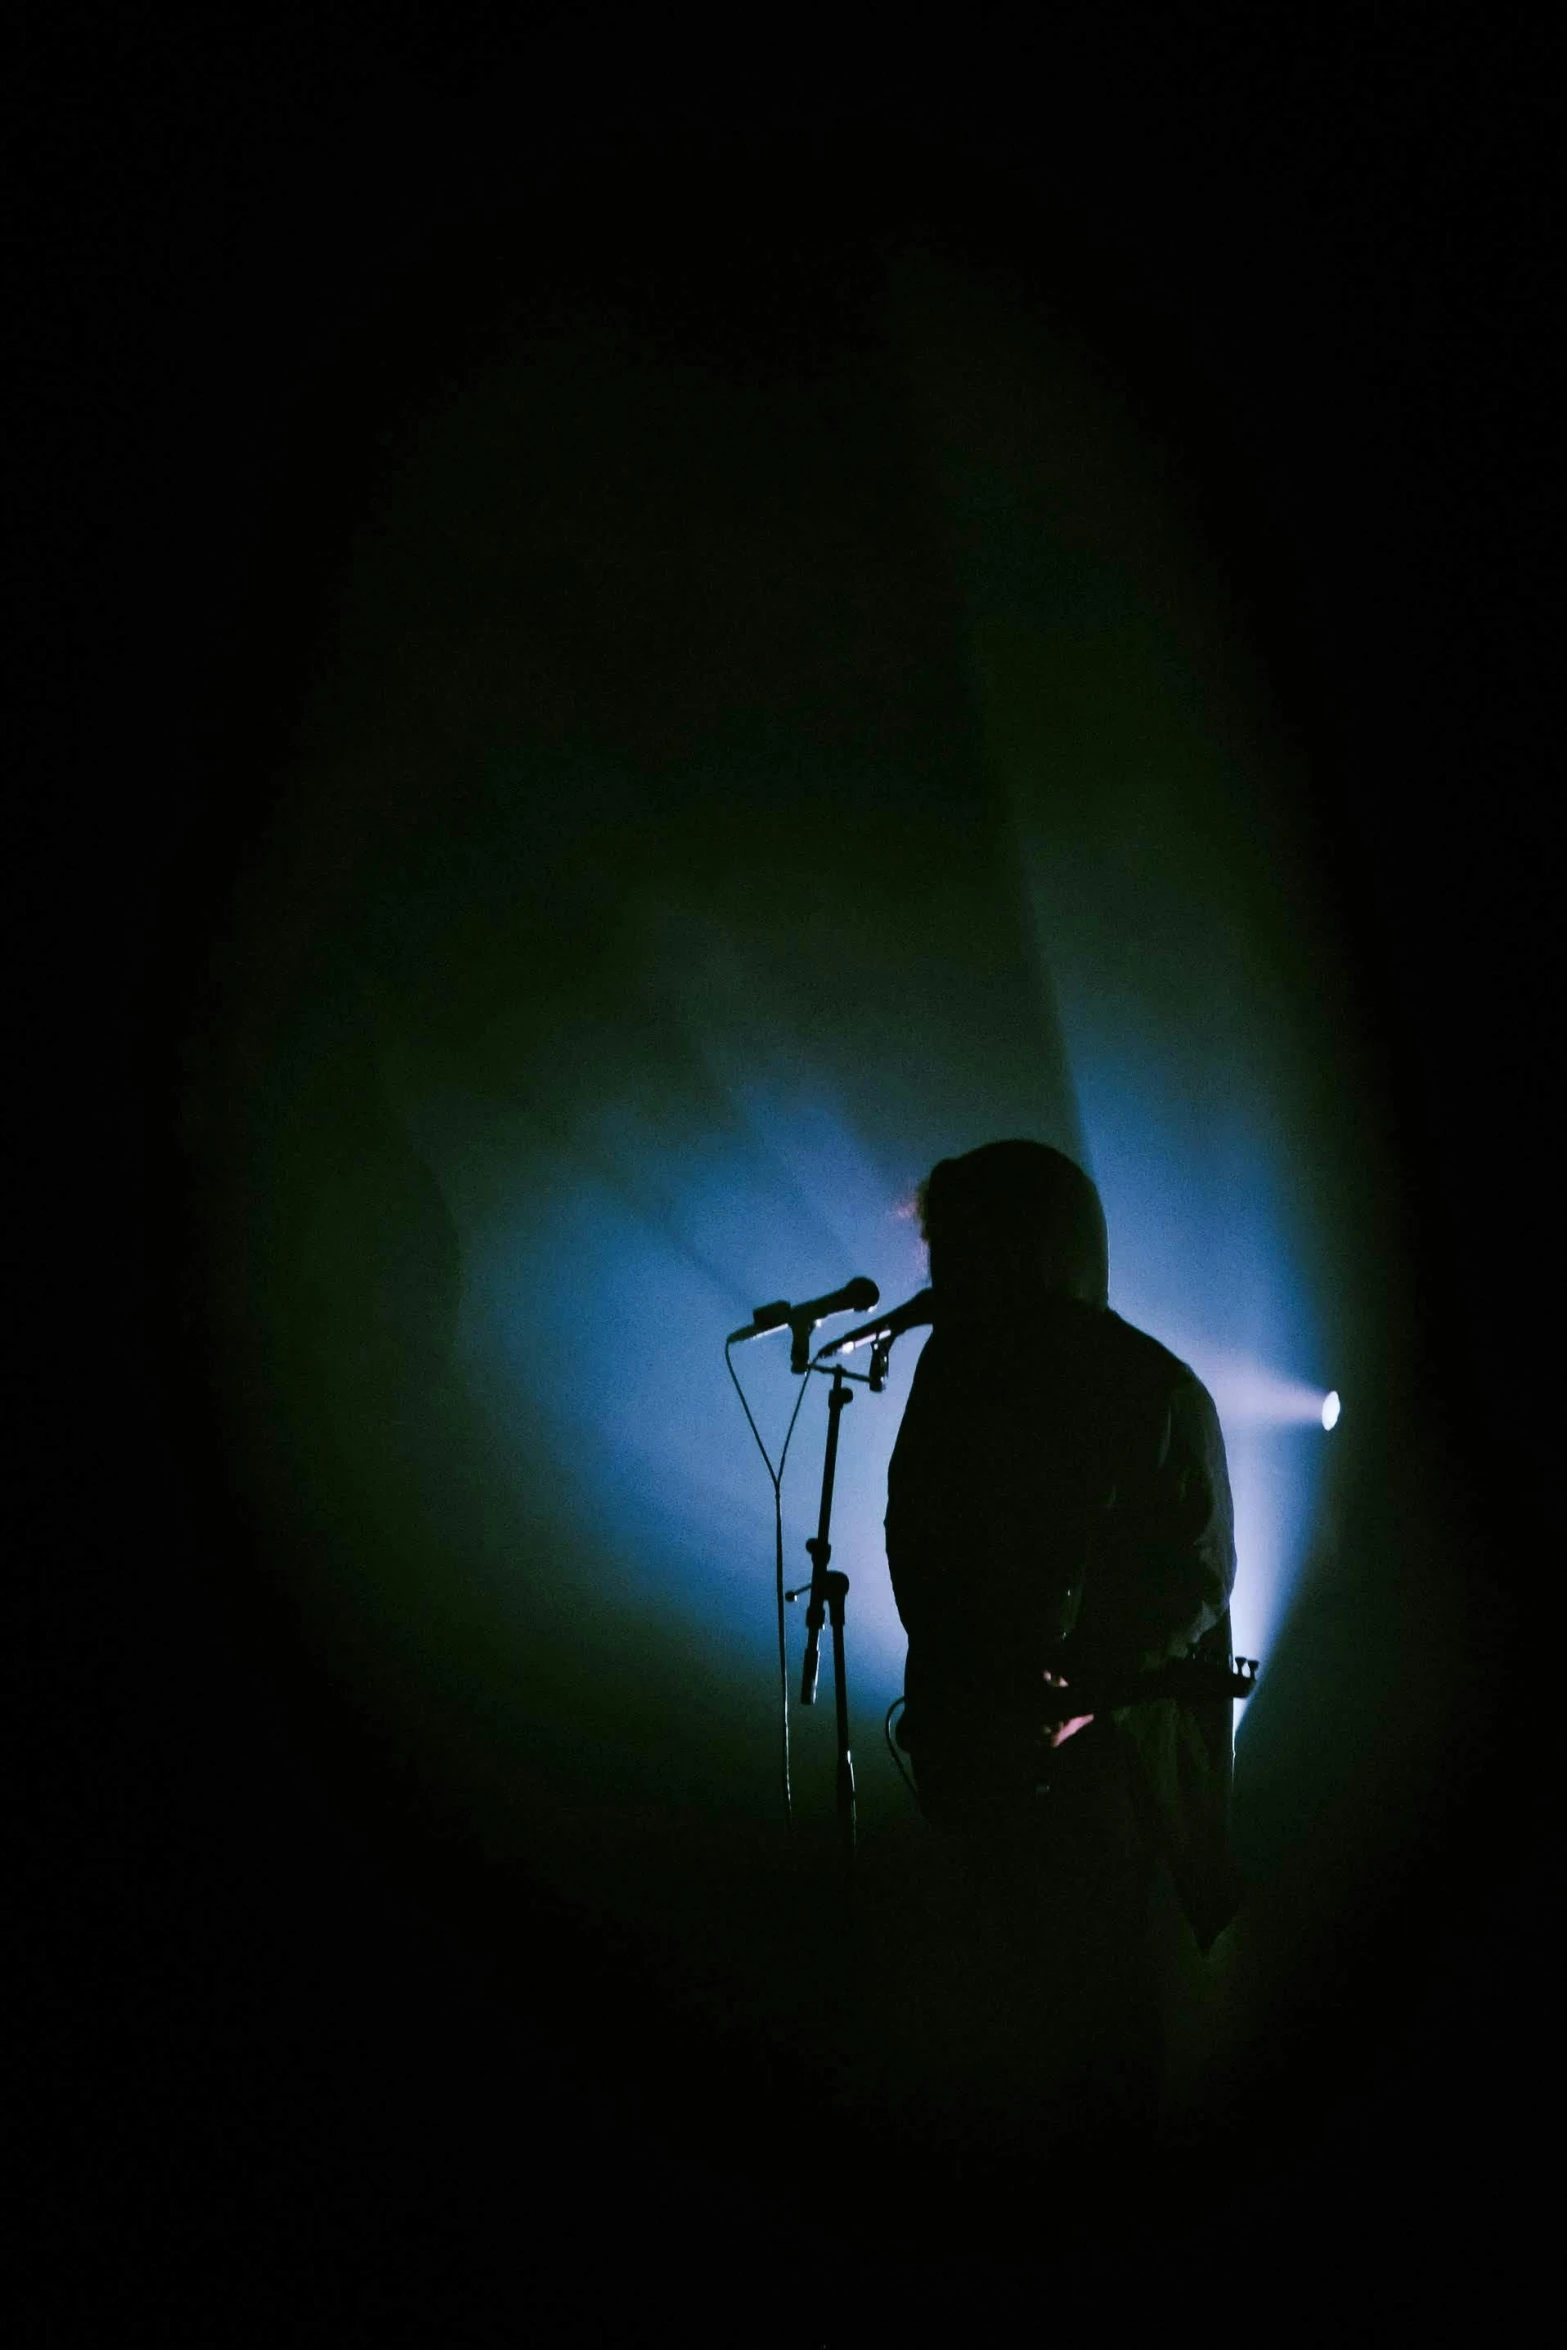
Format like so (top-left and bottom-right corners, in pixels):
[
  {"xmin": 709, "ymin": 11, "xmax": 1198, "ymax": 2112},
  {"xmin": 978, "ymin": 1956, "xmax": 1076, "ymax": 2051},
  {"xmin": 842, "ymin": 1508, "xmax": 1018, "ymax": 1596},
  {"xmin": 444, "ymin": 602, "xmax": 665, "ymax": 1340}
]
[{"xmin": 212, "ymin": 231, "xmax": 1381, "ymax": 1878}]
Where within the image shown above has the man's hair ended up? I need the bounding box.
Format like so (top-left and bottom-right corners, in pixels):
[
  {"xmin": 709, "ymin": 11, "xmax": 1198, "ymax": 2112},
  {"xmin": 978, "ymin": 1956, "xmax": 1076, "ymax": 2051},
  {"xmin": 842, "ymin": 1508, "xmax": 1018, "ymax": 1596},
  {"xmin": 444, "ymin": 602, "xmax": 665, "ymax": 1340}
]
[{"xmin": 917, "ymin": 1139, "xmax": 1109, "ymax": 1307}]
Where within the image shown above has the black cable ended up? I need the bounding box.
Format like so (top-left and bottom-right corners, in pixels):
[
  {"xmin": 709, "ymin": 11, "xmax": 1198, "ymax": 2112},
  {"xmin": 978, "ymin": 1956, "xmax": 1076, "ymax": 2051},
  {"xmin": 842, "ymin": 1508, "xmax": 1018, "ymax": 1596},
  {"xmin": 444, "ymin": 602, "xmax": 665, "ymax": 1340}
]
[
  {"xmin": 883, "ymin": 1696, "xmax": 918, "ymax": 1805},
  {"xmin": 725, "ymin": 1338, "xmax": 814, "ymax": 1831}
]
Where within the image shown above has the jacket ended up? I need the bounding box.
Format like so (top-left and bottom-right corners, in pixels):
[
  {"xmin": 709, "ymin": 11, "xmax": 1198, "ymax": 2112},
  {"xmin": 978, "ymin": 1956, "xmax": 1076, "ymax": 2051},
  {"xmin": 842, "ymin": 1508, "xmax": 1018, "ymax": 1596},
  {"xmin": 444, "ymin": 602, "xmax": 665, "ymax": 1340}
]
[{"xmin": 885, "ymin": 1294, "xmax": 1239, "ymax": 1949}]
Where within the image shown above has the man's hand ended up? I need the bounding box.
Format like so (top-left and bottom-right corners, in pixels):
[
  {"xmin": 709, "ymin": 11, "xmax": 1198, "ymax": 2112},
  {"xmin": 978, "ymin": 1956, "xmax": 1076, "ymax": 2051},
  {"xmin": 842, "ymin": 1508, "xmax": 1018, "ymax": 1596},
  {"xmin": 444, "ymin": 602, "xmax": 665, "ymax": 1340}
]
[{"xmin": 1042, "ymin": 1669, "xmax": 1094, "ymax": 1748}]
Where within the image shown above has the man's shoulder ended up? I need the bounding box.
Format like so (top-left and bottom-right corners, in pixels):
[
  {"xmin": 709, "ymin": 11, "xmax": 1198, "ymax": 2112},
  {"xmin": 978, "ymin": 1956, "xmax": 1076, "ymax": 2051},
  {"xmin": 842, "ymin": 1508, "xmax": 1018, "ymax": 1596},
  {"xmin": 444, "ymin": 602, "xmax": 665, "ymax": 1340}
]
[
  {"xmin": 1101, "ymin": 1311, "xmax": 1209, "ymax": 1405},
  {"xmin": 907, "ymin": 1304, "xmax": 1214, "ymax": 1420}
]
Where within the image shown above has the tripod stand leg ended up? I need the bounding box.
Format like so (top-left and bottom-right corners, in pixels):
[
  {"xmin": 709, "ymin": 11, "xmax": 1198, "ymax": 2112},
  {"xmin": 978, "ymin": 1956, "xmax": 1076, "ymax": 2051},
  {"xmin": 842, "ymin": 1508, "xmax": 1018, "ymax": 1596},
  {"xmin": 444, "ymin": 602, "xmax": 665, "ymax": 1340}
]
[{"xmin": 826, "ymin": 1574, "xmax": 856, "ymax": 1871}]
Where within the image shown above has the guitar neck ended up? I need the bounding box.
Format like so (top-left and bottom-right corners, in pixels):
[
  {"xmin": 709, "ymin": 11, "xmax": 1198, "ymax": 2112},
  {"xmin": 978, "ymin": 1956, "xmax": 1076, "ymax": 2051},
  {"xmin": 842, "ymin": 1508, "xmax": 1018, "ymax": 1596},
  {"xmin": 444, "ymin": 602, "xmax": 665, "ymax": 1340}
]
[{"xmin": 1079, "ymin": 1656, "xmax": 1259, "ymax": 1711}]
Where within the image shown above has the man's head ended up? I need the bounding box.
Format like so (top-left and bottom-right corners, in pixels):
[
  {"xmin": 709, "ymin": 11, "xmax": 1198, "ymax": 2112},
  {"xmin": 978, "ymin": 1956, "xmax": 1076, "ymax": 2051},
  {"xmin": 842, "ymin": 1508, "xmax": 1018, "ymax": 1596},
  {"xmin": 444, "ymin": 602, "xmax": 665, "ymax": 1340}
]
[{"xmin": 917, "ymin": 1139, "xmax": 1109, "ymax": 1311}]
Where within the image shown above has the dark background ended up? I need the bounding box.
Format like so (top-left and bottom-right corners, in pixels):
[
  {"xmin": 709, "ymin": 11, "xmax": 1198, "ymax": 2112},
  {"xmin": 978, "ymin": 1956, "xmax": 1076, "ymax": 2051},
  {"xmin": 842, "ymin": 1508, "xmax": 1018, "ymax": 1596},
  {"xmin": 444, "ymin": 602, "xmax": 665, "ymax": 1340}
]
[{"xmin": 14, "ymin": 11, "xmax": 1556, "ymax": 2339}]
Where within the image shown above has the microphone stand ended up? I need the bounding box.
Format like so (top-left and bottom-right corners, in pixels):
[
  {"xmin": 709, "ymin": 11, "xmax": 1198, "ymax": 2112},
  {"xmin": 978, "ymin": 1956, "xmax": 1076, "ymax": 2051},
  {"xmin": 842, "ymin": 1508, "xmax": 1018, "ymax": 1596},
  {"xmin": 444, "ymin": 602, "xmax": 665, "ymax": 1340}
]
[
  {"xmin": 782, "ymin": 1302, "xmax": 924, "ymax": 1881},
  {"xmin": 786, "ymin": 1355, "xmax": 879, "ymax": 1881}
]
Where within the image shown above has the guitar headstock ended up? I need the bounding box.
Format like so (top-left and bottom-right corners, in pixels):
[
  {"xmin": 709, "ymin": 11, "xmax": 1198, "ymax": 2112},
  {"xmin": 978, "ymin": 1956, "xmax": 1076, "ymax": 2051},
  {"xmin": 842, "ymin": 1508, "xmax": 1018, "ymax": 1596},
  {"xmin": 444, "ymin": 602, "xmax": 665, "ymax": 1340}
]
[{"xmin": 1170, "ymin": 1652, "xmax": 1260, "ymax": 1700}]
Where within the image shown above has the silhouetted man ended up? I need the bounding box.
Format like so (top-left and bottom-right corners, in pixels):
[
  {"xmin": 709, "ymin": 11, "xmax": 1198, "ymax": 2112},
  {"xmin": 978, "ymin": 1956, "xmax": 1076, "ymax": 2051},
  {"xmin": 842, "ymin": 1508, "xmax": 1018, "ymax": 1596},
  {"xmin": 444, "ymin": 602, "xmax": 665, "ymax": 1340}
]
[{"xmin": 877, "ymin": 1138, "xmax": 1237, "ymax": 2149}]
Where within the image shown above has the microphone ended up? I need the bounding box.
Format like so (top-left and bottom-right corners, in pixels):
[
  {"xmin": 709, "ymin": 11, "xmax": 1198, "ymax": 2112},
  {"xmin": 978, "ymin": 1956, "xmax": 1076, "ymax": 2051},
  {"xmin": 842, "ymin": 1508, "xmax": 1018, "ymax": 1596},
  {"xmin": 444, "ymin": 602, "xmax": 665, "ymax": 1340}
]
[
  {"xmin": 818, "ymin": 1287, "xmax": 934, "ymax": 1357},
  {"xmin": 726, "ymin": 1277, "xmax": 881, "ymax": 1350}
]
